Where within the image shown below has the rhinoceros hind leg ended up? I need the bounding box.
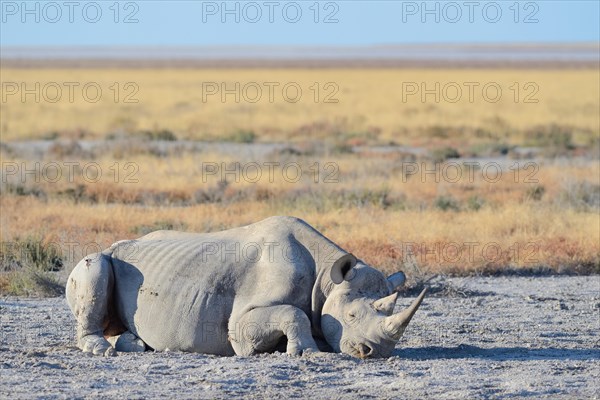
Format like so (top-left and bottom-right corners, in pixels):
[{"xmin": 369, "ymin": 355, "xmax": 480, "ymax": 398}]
[
  {"xmin": 107, "ymin": 331, "xmax": 146, "ymax": 352},
  {"xmin": 66, "ymin": 252, "xmax": 116, "ymax": 357}
]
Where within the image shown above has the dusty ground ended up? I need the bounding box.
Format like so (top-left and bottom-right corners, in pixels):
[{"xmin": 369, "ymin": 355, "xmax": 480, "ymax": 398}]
[{"xmin": 1, "ymin": 276, "xmax": 599, "ymax": 399}]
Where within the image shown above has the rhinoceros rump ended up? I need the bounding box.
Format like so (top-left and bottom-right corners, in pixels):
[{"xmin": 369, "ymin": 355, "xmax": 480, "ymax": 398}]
[{"xmin": 66, "ymin": 216, "xmax": 426, "ymax": 358}]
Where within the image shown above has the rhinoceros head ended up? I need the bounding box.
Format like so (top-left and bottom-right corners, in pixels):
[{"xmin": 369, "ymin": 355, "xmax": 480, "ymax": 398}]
[{"xmin": 320, "ymin": 255, "xmax": 426, "ymax": 358}]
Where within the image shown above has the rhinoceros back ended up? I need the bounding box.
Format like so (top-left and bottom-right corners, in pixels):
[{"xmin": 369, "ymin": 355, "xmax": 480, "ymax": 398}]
[{"xmin": 110, "ymin": 236, "xmax": 248, "ymax": 355}]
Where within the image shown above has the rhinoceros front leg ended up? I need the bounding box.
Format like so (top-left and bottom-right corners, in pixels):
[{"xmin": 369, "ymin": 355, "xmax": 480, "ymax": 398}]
[
  {"xmin": 65, "ymin": 253, "xmax": 116, "ymax": 357},
  {"xmin": 229, "ymin": 305, "xmax": 319, "ymax": 356}
]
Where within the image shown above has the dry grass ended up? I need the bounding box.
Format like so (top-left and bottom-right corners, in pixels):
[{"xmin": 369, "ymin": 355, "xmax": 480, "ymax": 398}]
[
  {"xmin": 1, "ymin": 69, "xmax": 598, "ymax": 148},
  {"xmin": 1, "ymin": 151, "xmax": 598, "ymax": 283},
  {"xmin": 0, "ymin": 234, "xmax": 65, "ymax": 296},
  {"xmin": 1, "ymin": 195, "xmax": 598, "ymax": 278},
  {"xmin": 1, "ymin": 67, "xmax": 599, "ymax": 296}
]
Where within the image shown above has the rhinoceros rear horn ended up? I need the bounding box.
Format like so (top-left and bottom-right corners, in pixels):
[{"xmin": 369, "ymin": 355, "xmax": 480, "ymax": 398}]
[
  {"xmin": 330, "ymin": 253, "xmax": 357, "ymax": 284},
  {"xmin": 373, "ymin": 292, "xmax": 398, "ymax": 315},
  {"xmin": 383, "ymin": 288, "xmax": 427, "ymax": 340}
]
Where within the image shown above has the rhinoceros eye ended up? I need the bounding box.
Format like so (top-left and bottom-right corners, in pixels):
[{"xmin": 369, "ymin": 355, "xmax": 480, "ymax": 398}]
[{"xmin": 345, "ymin": 311, "xmax": 357, "ymax": 323}]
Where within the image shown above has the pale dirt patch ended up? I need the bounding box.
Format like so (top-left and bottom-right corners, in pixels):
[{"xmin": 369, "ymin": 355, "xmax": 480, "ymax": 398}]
[{"xmin": 1, "ymin": 276, "xmax": 599, "ymax": 399}]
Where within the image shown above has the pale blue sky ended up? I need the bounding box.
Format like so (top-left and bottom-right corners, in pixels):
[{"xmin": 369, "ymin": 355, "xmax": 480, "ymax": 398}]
[{"xmin": 1, "ymin": 1, "xmax": 599, "ymax": 46}]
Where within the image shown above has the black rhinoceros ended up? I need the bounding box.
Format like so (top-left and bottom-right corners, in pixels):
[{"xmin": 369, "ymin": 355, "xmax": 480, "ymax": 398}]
[{"xmin": 66, "ymin": 216, "xmax": 426, "ymax": 358}]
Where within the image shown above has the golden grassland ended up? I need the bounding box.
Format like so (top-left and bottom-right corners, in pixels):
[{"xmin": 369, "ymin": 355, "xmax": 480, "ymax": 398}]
[
  {"xmin": 1, "ymin": 194, "xmax": 597, "ymax": 272},
  {"xmin": 1, "ymin": 67, "xmax": 599, "ymax": 295},
  {"xmin": 1, "ymin": 148, "xmax": 598, "ymax": 289},
  {"xmin": 1, "ymin": 68, "xmax": 599, "ymax": 147}
]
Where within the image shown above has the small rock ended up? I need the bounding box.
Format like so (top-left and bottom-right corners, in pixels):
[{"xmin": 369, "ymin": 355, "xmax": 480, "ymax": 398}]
[{"xmin": 553, "ymin": 301, "xmax": 569, "ymax": 311}]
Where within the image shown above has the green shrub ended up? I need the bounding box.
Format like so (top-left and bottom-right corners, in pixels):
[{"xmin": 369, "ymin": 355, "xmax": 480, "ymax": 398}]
[
  {"xmin": 431, "ymin": 147, "xmax": 460, "ymax": 163},
  {"xmin": 1, "ymin": 182, "xmax": 46, "ymax": 198},
  {"xmin": 0, "ymin": 237, "xmax": 65, "ymax": 296},
  {"xmin": 467, "ymin": 196, "xmax": 485, "ymax": 211},
  {"xmin": 526, "ymin": 185, "xmax": 545, "ymax": 201},
  {"xmin": 524, "ymin": 124, "xmax": 575, "ymax": 152},
  {"xmin": 42, "ymin": 131, "xmax": 60, "ymax": 140},
  {"xmin": 468, "ymin": 142, "xmax": 513, "ymax": 157},
  {"xmin": 136, "ymin": 129, "xmax": 178, "ymax": 141},
  {"xmin": 226, "ymin": 130, "xmax": 257, "ymax": 143},
  {"xmin": 434, "ymin": 195, "xmax": 460, "ymax": 211},
  {"xmin": 425, "ymin": 126, "xmax": 449, "ymax": 139},
  {"xmin": 1, "ymin": 237, "xmax": 63, "ymax": 272},
  {"xmin": 58, "ymin": 184, "xmax": 87, "ymax": 204},
  {"xmin": 154, "ymin": 129, "xmax": 178, "ymax": 141},
  {"xmin": 331, "ymin": 143, "xmax": 354, "ymax": 154},
  {"xmin": 342, "ymin": 188, "xmax": 392, "ymax": 208}
]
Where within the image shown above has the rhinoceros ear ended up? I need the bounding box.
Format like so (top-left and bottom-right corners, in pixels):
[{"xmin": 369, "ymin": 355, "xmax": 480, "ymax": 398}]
[
  {"xmin": 387, "ymin": 272, "xmax": 406, "ymax": 291},
  {"xmin": 330, "ymin": 253, "xmax": 357, "ymax": 284}
]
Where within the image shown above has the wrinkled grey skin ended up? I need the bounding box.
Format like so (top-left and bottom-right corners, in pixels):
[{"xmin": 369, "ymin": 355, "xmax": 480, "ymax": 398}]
[{"xmin": 66, "ymin": 216, "xmax": 426, "ymax": 358}]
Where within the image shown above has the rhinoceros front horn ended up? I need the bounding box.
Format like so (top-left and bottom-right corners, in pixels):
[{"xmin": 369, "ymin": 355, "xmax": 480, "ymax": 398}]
[{"xmin": 383, "ymin": 288, "xmax": 427, "ymax": 340}]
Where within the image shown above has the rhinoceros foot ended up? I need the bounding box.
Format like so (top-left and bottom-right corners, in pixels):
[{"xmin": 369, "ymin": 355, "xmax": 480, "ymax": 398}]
[
  {"xmin": 80, "ymin": 335, "xmax": 116, "ymax": 357},
  {"xmin": 107, "ymin": 331, "xmax": 146, "ymax": 353}
]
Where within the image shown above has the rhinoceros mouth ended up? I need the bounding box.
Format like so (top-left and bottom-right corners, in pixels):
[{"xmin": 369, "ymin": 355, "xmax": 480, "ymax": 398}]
[{"xmin": 342, "ymin": 340, "xmax": 374, "ymax": 359}]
